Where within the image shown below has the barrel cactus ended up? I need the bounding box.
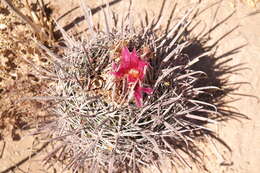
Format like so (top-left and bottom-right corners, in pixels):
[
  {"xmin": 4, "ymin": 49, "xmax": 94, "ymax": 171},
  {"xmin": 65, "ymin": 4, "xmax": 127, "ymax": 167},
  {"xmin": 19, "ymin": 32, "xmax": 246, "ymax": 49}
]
[{"xmin": 36, "ymin": 1, "xmax": 227, "ymax": 172}]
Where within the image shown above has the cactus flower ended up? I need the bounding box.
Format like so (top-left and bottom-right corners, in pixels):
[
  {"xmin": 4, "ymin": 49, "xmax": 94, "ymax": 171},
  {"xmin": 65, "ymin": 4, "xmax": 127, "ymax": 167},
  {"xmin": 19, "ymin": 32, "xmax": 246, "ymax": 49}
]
[{"xmin": 112, "ymin": 47, "xmax": 153, "ymax": 106}]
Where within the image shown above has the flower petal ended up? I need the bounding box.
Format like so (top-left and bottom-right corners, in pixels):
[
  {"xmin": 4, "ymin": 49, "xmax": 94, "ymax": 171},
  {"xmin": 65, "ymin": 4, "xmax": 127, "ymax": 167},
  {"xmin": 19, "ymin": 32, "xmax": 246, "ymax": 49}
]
[
  {"xmin": 142, "ymin": 87, "xmax": 153, "ymax": 94},
  {"xmin": 127, "ymin": 75, "xmax": 137, "ymax": 83},
  {"xmin": 137, "ymin": 61, "xmax": 147, "ymax": 79},
  {"xmin": 121, "ymin": 47, "xmax": 131, "ymax": 65},
  {"xmin": 133, "ymin": 83, "xmax": 153, "ymax": 107},
  {"xmin": 134, "ymin": 84, "xmax": 143, "ymax": 107},
  {"xmin": 112, "ymin": 62, "xmax": 118, "ymax": 71},
  {"xmin": 129, "ymin": 48, "xmax": 140, "ymax": 68}
]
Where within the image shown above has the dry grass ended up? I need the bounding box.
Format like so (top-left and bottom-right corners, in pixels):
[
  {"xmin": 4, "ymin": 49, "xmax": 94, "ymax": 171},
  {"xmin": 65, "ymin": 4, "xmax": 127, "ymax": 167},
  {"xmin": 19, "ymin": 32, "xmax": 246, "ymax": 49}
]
[{"xmin": 0, "ymin": 0, "xmax": 52, "ymax": 140}]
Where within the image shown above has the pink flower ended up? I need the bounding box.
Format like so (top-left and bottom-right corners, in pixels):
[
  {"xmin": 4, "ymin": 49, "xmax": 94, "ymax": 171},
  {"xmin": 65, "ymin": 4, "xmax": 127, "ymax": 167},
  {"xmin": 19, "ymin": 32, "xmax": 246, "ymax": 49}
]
[
  {"xmin": 113, "ymin": 47, "xmax": 147, "ymax": 82},
  {"xmin": 112, "ymin": 47, "xmax": 153, "ymax": 107}
]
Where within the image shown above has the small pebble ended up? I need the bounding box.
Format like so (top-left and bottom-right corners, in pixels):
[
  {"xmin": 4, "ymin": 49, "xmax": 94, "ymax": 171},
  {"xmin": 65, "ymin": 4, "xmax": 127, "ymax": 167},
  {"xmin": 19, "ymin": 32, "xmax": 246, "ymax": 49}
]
[{"xmin": 0, "ymin": 23, "xmax": 7, "ymax": 30}]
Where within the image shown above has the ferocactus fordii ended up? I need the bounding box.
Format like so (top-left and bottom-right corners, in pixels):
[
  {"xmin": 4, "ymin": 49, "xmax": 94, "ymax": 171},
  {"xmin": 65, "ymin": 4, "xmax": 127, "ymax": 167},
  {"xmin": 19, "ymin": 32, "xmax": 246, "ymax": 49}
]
[{"xmin": 37, "ymin": 1, "xmax": 223, "ymax": 172}]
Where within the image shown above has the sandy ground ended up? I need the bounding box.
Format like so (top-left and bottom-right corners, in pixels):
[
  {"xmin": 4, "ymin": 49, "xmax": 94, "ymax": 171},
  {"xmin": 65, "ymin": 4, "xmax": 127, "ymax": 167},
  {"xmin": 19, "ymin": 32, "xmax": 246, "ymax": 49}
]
[{"xmin": 0, "ymin": 0, "xmax": 260, "ymax": 172}]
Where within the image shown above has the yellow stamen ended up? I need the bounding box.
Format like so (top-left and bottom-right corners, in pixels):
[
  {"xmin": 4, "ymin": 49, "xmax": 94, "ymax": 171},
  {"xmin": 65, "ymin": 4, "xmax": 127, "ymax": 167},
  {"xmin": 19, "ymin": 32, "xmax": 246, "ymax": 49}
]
[{"xmin": 128, "ymin": 69, "xmax": 140, "ymax": 78}]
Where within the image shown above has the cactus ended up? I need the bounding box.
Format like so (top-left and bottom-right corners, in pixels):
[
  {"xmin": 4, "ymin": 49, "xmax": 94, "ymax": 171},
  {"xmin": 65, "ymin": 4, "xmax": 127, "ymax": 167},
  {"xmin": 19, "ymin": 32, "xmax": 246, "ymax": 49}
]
[{"xmin": 36, "ymin": 1, "xmax": 229, "ymax": 172}]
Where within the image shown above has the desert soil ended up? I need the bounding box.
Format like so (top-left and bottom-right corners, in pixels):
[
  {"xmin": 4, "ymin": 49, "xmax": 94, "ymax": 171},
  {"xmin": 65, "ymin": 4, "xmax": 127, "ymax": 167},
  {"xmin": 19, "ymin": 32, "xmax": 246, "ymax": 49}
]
[{"xmin": 0, "ymin": 0, "xmax": 260, "ymax": 173}]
